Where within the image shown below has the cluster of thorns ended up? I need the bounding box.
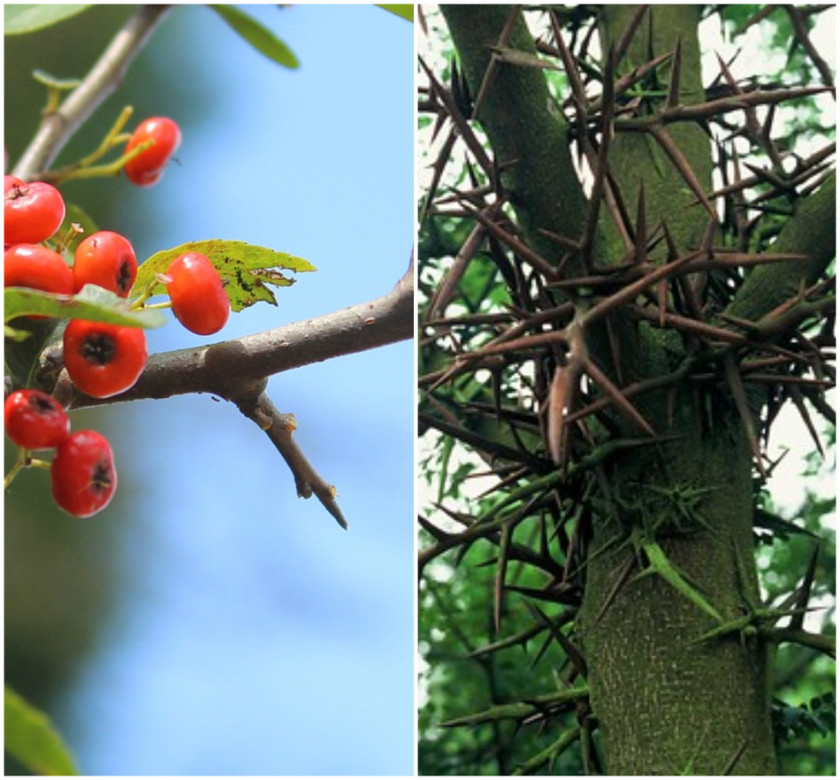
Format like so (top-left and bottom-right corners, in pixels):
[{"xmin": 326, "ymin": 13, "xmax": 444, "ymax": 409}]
[{"xmin": 418, "ymin": 5, "xmax": 834, "ymax": 600}]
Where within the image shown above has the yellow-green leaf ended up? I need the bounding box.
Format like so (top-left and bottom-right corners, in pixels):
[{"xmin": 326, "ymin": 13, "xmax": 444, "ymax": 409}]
[
  {"xmin": 4, "ymin": 285, "xmax": 167, "ymax": 327},
  {"xmin": 133, "ymin": 239, "xmax": 316, "ymax": 313},
  {"xmin": 4, "ymin": 4, "xmax": 91, "ymax": 35},
  {"xmin": 5, "ymin": 686, "xmax": 78, "ymax": 775},
  {"xmin": 377, "ymin": 4, "xmax": 414, "ymax": 22},
  {"xmin": 208, "ymin": 5, "xmax": 299, "ymax": 69}
]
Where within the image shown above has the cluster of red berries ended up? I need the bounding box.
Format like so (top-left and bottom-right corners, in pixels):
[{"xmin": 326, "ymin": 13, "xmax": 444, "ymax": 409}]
[
  {"xmin": 5, "ymin": 117, "xmax": 230, "ymax": 517},
  {"xmin": 5, "ymin": 389, "xmax": 116, "ymax": 517}
]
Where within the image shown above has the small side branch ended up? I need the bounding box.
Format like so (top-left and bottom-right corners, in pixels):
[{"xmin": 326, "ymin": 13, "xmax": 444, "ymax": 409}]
[{"xmin": 236, "ymin": 391, "xmax": 347, "ymax": 529}]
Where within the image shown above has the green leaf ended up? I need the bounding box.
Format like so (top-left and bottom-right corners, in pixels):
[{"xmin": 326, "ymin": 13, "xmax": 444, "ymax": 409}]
[
  {"xmin": 4, "ymin": 285, "xmax": 167, "ymax": 328},
  {"xmin": 376, "ymin": 4, "xmax": 414, "ymax": 22},
  {"xmin": 4, "ymin": 4, "xmax": 91, "ymax": 35},
  {"xmin": 133, "ymin": 239, "xmax": 316, "ymax": 313},
  {"xmin": 208, "ymin": 5, "xmax": 299, "ymax": 69},
  {"xmin": 5, "ymin": 686, "xmax": 78, "ymax": 775}
]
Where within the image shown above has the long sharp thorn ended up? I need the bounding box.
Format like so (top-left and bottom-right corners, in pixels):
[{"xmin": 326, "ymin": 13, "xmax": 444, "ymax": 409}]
[
  {"xmin": 789, "ymin": 384, "xmax": 825, "ymax": 459},
  {"xmin": 649, "ymin": 125, "xmax": 716, "ymax": 218},
  {"xmin": 723, "ymin": 354, "xmax": 766, "ymax": 478},
  {"xmin": 547, "ymin": 363, "xmax": 577, "ymax": 467},
  {"xmin": 667, "ymin": 38, "xmax": 682, "ymax": 109},
  {"xmin": 473, "ymin": 7, "xmax": 522, "ymax": 120},
  {"xmin": 614, "ymin": 5, "xmax": 650, "ymax": 65},
  {"xmin": 658, "ymin": 280, "xmax": 668, "ymax": 327},
  {"xmin": 634, "ymin": 181, "xmax": 647, "ymax": 265},
  {"xmin": 494, "ymin": 522, "xmax": 512, "ymax": 635},
  {"xmin": 788, "ymin": 545, "xmax": 820, "ymax": 631},
  {"xmin": 584, "ymin": 358, "xmax": 655, "ymax": 436}
]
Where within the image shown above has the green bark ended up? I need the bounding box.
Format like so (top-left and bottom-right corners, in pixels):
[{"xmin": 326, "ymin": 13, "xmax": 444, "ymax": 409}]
[
  {"xmin": 727, "ymin": 169, "xmax": 836, "ymax": 323},
  {"xmin": 441, "ymin": 5, "xmax": 594, "ymax": 275}
]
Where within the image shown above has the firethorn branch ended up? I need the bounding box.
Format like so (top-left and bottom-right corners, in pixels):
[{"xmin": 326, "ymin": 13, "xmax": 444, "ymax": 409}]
[
  {"xmin": 49, "ymin": 256, "xmax": 414, "ymax": 526},
  {"xmin": 13, "ymin": 5, "xmax": 172, "ymax": 181}
]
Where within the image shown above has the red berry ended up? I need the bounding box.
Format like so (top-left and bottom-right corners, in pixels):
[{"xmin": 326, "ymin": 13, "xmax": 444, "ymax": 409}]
[
  {"xmin": 4, "ymin": 389, "xmax": 70, "ymax": 450},
  {"xmin": 73, "ymin": 230, "xmax": 138, "ymax": 297},
  {"xmin": 4, "ymin": 174, "xmax": 24, "ymax": 194},
  {"xmin": 4, "ymin": 179, "xmax": 66, "ymax": 245},
  {"xmin": 63, "ymin": 320, "xmax": 147, "ymax": 398},
  {"xmin": 165, "ymin": 252, "xmax": 230, "ymax": 335},
  {"xmin": 124, "ymin": 117, "xmax": 181, "ymax": 187},
  {"xmin": 4, "ymin": 243, "xmax": 74, "ymax": 294},
  {"xmin": 51, "ymin": 429, "xmax": 117, "ymax": 517}
]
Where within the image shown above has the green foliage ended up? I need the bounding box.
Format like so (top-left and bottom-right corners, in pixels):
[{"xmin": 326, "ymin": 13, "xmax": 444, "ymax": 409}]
[
  {"xmin": 207, "ymin": 5, "xmax": 298, "ymax": 69},
  {"xmin": 133, "ymin": 239, "xmax": 316, "ymax": 313},
  {"xmin": 419, "ymin": 543, "xmax": 588, "ymax": 775},
  {"xmin": 377, "ymin": 5, "xmax": 414, "ymax": 23},
  {"xmin": 3, "ymin": 4, "xmax": 91, "ymax": 35},
  {"xmin": 5, "ymin": 685, "xmax": 78, "ymax": 775},
  {"xmin": 4, "ymin": 286, "xmax": 166, "ymax": 329}
]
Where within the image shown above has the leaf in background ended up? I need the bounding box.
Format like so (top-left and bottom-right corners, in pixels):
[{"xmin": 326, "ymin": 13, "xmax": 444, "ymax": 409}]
[
  {"xmin": 57, "ymin": 202, "xmax": 99, "ymax": 264},
  {"xmin": 5, "ymin": 686, "xmax": 78, "ymax": 775},
  {"xmin": 4, "ymin": 4, "xmax": 91, "ymax": 35},
  {"xmin": 4, "ymin": 285, "xmax": 167, "ymax": 328},
  {"xmin": 377, "ymin": 5, "xmax": 414, "ymax": 22},
  {"xmin": 208, "ymin": 5, "xmax": 299, "ymax": 69},
  {"xmin": 133, "ymin": 239, "xmax": 316, "ymax": 313}
]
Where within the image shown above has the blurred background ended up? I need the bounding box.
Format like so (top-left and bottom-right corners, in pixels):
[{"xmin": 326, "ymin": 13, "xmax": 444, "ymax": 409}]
[{"xmin": 5, "ymin": 5, "xmax": 414, "ymax": 775}]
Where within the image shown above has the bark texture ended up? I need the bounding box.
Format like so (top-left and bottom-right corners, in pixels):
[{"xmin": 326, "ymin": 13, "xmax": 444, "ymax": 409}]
[{"xmin": 436, "ymin": 4, "xmax": 836, "ymax": 773}]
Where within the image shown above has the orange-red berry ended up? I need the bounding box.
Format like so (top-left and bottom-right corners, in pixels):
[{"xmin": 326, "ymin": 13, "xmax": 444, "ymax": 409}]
[
  {"xmin": 73, "ymin": 230, "xmax": 138, "ymax": 297},
  {"xmin": 63, "ymin": 320, "xmax": 147, "ymax": 398},
  {"xmin": 4, "ymin": 178, "xmax": 66, "ymax": 244},
  {"xmin": 51, "ymin": 429, "xmax": 117, "ymax": 517},
  {"xmin": 124, "ymin": 117, "xmax": 182, "ymax": 187},
  {"xmin": 4, "ymin": 243, "xmax": 74, "ymax": 296},
  {"xmin": 165, "ymin": 252, "xmax": 230, "ymax": 335},
  {"xmin": 4, "ymin": 389, "xmax": 70, "ymax": 450}
]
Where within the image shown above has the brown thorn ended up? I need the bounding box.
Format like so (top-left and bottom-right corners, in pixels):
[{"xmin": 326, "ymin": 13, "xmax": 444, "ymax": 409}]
[
  {"xmin": 583, "ymin": 358, "xmax": 655, "ymax": 436},
  {"xmin": 494, "ymin": 522, "xmax": 513, "ymax": 635},
  {"xmin": 666, "ymin": 38, "xmax": 682, "ymax": 109},
  {"xmin": 472, "ymin": 7, "xmax": 522, "ymax": 121},
  {"xmin": 648, "ymin": 124, "xmax": 716, "ymax": 218},
  {"xmin": 722, "ymin": 353, "xmax": 767, "ymax": 479},
  {"xmin": 788, "ymin": 384, "xmax": 825, "ymax": 460},
  {"xmin": 634, "ymin": 181, "xmax": 647, "ymax": 265},
  {"xmin": 417, "ymin": 56, "xmax": 495, "ymax": 181},
  {"xmin": 613, "ymin": 5, "xmax": 650, "ymax": 66}
]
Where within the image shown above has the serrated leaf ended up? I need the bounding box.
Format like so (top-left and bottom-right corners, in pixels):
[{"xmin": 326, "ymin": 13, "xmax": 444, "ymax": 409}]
[
  {"xmin": 208, "ymin": 5, "xmax": 299, "ymax": 69},
  {"xmin": 5, "ymin": 686, "xmax": 78, "ymax": 775},
  {"xmin": 133, "ymin": 239, "xmax": 316, "ymax": 313},
  {"xmin": 376, "ymin": 4, "xmax": 414, "ymax": 22},
  {"xmin": 4, "ymin": 285, "xmax": 167, "ymax": 328},
  {"xmin": 4, "ymin": 4, "xmax": 91, "ymax": 35}
]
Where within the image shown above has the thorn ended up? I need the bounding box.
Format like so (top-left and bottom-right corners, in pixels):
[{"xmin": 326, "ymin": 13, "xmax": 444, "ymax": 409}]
[
  {"xmin": 666, "ymin": 38, "xmax": 682, "ymax": 109},
  {"xmin": 583, "ymin": 358, "xmax": 655, "ymax": 436}
]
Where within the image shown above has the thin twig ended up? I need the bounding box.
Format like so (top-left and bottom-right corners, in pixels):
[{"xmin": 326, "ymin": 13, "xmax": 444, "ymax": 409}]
[{"xmin": 14, "ymin": 5, "xmax": 173, "ymax": 180}]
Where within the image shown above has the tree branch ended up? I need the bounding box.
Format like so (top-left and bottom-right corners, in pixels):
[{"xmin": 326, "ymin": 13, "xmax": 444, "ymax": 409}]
[
  {"xmin": 439, "ymin": 4, "xmax": 593, "ymax": 274},
  {"xmin": 46, "ymin": 259, "xmax": 412, "ymax": 528},
  {"xmin": 13, "ymin": 5, "xmax": 172, "ymax": 181},
  {"xmin": 55, "ymin": 258, "xmax": 413, "ymax": 409},
  {"xmin": 726, "ymin": 170, "xmax": 836, "ymax": 323}
]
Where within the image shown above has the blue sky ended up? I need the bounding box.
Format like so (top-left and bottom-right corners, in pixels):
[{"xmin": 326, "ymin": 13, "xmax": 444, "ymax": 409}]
[{"xmin": 45, "ymin": 5, "xmax": 414, "ymax": 774}]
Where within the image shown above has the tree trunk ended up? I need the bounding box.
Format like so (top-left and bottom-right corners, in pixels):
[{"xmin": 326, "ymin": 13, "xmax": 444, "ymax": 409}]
[{"xmin": 436, "ymin": 4, "xmax": 834, "ymax": 772}]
